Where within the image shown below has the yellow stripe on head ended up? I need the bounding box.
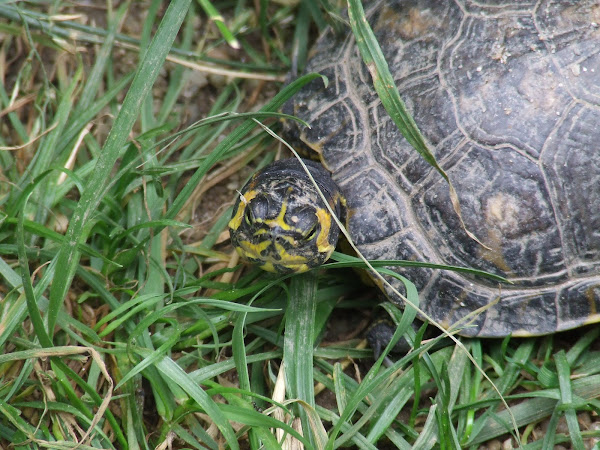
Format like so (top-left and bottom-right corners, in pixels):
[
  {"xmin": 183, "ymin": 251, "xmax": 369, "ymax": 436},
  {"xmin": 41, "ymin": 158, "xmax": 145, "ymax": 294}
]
[
  {"xmin": 237, "ymin": 239, "xmax": 272, "ymax": 260},
  {"xmin": 315, "ymin": 208, "xmax": 335, "ymax": 255},
  {"xmin": 229, "ymin": 189, "xmax": 259, "ymax": 230}
]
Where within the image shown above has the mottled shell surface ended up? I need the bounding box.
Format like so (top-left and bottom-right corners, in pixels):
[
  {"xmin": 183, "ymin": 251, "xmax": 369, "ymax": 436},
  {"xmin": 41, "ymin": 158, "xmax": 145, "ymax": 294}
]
[{"xmin": 284, "ymin": 0, "xmax": 600, "ymax": 336}]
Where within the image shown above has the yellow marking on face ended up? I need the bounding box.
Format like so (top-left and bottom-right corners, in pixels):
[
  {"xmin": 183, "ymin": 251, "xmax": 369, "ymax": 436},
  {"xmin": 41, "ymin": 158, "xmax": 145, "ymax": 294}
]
[
  {"xmin": 261, "ymin": 261, "xmax": 277, "ymax": 272},
  {"xmin": 275, "ymin": 194, "xmax": 289, "ymax": 227},
  {"xmin": 229, "ymin": 189, "xmax": 259, "ymax": 230},
  {"xmin": 260, "ymin": 188, "xmax": 294, "ymax": 231},
  {"xmin": 279, "ymin": 235, "xmax": 296, "ymax": 245},
  {"xmin": 292, "ymin": 263, "xmax": 310, "ymax": 273},
  {"xmin": 315, "ymin": 208, "xmax": 334, "ymax": 254},
  {"xmin": 236, "ymin": 236, "xmax": 310, "ymax": 272},
  {"xmin": 264, "ymin": 260, "xmax": 310, "ymax": 273},
  {"xmin": 237, "ymin": 239, "xmax": 272, "ymax": 260},
  {"xmin": 274, "ymin": 242, "xmax": 309, "ymax": 264},
  {"xmin": 252, "ymin": 228, "xmax": 298, "ymax": 248}
]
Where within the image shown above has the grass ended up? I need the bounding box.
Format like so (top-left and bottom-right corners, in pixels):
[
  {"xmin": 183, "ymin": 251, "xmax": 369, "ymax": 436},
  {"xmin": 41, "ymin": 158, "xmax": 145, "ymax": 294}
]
[{"xmin": 1, "ymin": 1, "xmax": 600, "ymax": 449}]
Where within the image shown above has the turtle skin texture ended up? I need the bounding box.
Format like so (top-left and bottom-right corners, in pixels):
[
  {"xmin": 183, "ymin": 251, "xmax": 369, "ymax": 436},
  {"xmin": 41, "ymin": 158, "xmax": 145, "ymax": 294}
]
[{"xmin": 283, "ymin": 0, "xmax": 600, "ymax": 337}]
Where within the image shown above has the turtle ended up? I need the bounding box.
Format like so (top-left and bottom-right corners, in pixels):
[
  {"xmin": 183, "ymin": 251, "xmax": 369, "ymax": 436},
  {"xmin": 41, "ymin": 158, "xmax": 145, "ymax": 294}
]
[{"xmin": 229, "ymin": 0, "xmax": 600, "ymax": 337}]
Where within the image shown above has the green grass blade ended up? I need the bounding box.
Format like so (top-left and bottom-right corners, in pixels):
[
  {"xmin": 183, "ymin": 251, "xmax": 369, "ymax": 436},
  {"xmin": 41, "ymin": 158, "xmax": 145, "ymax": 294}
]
[
  {"xmin": 16, "ymin": 196, "xmax": 52, "ymax": 348},
  {"xmin": 138, "ymin": 349, "xmax": 240, "ymax": 449},
  {"xmin": 46, "ymin": 0, "xmax": 192, "ymax": 340},
  {"xmin": 196, "ymin": 0, "xmax": 240, "ymax": 49},
  {"xmin": 555, "ymin": 350, "xmax": 585, "ymax": 450},
  {"xmin": 290, "ymin": 1, "xmax": 311, "ymax": 74},
  {"xmin": 284, "ymin": 272, "xmax": 319, "ymax": 446},
  {"xmin": 467, "ymin": 374, "xmax": 600, "ymax": 445},
  {"xmin": 29, "ymin": 65, "xmax": 82, "ymax": 226},
  {"xmin": 75, "ymin": 1, "xmax": 130, "ymax": 112},
  {"xmin": 412, "ymin": 404, "xmax": 438, "ymax": 449}
]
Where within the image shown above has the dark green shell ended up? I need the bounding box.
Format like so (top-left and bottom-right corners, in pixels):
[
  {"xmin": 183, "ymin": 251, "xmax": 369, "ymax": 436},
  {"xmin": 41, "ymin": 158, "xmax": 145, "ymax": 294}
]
[{"xmin": 284, "ymin": 0, "xmax": 600, "ymax": 336}]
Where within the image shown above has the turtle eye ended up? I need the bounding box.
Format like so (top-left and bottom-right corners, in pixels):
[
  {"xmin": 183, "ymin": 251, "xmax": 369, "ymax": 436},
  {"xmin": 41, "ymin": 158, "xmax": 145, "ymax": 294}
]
[
  {"xmin": 303, "ymin": 222, "xmax": 319, "ymax": 241},
  {"xmin": 244, "ymin": 206, "xmax": 254, "ymax": 226}
]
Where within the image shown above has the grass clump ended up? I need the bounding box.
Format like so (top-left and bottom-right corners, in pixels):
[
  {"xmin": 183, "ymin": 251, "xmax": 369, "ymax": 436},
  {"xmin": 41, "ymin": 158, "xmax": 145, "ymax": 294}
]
[{"xmin": 1, "ymin": 1, "xmax": 600, "ymax": 449}]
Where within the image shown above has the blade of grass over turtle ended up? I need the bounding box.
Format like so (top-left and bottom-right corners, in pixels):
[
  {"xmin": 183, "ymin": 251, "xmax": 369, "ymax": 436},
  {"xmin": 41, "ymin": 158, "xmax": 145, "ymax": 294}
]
[
  {"xmin": 328, "ymin": 251, "xmax": 509, "ymax": 284},
  {"xmin": 346, "ymin": 0, "xmax": 423, "ymax": 152},
  {"xmin": 346, "ymin": 0, "xmax": 487, "ymax": 250},
  {"xmin": 46, "ymin": 0, "xmax": 192, "ymax": 341}
]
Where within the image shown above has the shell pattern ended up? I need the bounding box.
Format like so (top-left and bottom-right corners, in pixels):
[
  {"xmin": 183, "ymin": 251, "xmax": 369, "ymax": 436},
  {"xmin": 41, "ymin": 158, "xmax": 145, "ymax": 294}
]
[{"xmin": 284, "ymin": 0, "xmax": 600, "ymax": 336}]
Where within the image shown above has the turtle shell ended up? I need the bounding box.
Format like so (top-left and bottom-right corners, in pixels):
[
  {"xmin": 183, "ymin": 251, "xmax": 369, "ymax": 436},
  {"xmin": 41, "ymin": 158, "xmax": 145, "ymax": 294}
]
[{"xmin": 284, "ymin": 0, "xmax": 600, "ymax": 337}]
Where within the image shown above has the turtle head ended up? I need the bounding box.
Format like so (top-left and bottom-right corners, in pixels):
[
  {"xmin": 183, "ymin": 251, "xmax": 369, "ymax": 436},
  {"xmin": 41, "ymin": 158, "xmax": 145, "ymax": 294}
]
[{"xmin": 229, "ymin": 159, "xmax": 344, "ymax": 273}]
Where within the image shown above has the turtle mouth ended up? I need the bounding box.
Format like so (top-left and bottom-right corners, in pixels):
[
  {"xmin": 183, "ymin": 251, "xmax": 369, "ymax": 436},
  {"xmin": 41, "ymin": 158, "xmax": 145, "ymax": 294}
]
[{"xmin": 234, "ymin": 230, "xmax": 314, "ymax": 273}]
